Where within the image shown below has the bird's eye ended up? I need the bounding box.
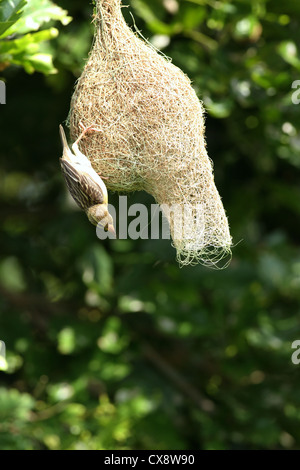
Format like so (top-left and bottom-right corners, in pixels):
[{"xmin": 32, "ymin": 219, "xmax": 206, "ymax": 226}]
[{"xmin": 104, "ymin": 224, "xmax": 108, "ymax": 232}]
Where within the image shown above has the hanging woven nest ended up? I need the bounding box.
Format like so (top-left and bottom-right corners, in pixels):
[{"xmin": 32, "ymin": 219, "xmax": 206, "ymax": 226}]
[{"xmin": 68, "ymin": 0, "xmax": 232, "ymax": 267}]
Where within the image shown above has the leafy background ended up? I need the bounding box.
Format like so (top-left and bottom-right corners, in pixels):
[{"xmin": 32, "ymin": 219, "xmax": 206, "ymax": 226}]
[{"xmin": 0, "ymin": 0, "xmax": 300, "ymax": 450}]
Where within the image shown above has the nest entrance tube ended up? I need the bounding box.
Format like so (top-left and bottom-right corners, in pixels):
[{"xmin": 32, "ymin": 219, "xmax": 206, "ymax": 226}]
[{"xmin": 69, "ymin": 0, "xmax": 232, "ymax": 267}]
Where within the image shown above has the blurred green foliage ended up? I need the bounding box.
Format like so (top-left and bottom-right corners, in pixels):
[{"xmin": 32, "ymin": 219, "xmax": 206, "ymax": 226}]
[
  {"xmin": 1, "ymin": 0, "xmax": 300, "ymax": 450},
  {"xmin": 0, "ymin": 0, "xmax": 71, "ymax": 74}
]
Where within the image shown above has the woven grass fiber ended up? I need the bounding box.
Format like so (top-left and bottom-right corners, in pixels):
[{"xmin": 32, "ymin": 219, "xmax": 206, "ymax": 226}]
[{"xmin": 68, "ymin": 0, "xmax": 232, "ymax": 267}]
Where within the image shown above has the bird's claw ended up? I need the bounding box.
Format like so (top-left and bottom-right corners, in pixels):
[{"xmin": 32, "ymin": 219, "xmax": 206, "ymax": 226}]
[
  {"xmin": 97, "ymin": 172, "xmax": 109, "ymax": 180},
  {"xmin": 74, "ymin": 121, "xmax": 101, "ymax": 145}
]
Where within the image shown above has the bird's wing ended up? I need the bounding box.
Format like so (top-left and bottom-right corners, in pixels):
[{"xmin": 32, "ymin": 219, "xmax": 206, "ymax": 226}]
[{"xmin": 60, "ymin": 158, "xmax": 104, "ymax": 210}]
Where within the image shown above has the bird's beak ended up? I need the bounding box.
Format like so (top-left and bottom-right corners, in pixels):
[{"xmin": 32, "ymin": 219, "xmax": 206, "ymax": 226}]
[
  {"xmin": 59, "ymin": 125, "xmax": 72, "ymax": 159},
  {"xmin": 107, "ymin": 224, "xmax": 116, "ymax": 238}
]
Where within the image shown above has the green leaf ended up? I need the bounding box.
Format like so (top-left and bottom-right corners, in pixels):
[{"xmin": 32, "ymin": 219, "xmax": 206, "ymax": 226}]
[
  {"xmin": 3, "ymin": 0, "xmax": 72, "ymax": 36},
  {"xmin": 0, "ymin": 0, "xmax": 71, "ymax": 74},
  {"xmin": 0, "ymin": 388, "xmax": 34, "ymax": 421},
  {"xmin": 181, "ymin": 5, "xmax": 206, "ymax": 30},
  {"xmin": 131, "ymin": 0, "xmax": 179, "ymax": 36},
  {"xmin": 278, "ymin": 41, "xmax": 300, "ymax": 71},
  {"xmin": 0, "ymin": 28, "xmax": 58, "ymax": 73},
  {"xmin": 203, "ymin": 96, "xmax": 233, "ymax": 118},
  {"xmin": 131, "ymin": 0, "xmax": 163, "ymax": 24},
  {"xmin": 233, "ymin": 15, "xmax": 262, "ymax": 41},
  {"xmin": 0, "ymin": 27, "xmax": 58, "ymax": 53},
  {"xmin": 0, "ymin": 257, "xmax": 25, "ymax": 292},
  {"xmin": 23, "ymin": 52, "xmax": 57, "ymax": 74},
  {"xmin": 80, "ymin": 245, "xmax": 114, "ymax": 296},
  {"xmin": 0, "ymin": 0, "xmax": 27, "ymax": 37},
  {"xmin": 57, "ymin": 327, "xmax": 76, "ymax": 355}
]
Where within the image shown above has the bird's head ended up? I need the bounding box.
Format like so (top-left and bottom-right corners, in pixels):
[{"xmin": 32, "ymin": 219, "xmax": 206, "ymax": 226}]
[{"xmin": 87, "ymin": 205, "xmax": 116, "ymax": 236}]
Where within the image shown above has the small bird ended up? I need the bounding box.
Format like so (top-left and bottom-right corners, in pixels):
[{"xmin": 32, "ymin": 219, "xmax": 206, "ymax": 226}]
[{"xmin": 59, "ymin": 123, "xmax": 116, "ymax": 236}]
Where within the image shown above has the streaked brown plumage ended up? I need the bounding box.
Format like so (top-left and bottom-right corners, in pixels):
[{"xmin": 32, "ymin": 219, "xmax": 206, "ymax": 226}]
[{"xmin": 59, "ymin": 124, "xmax": 115, "ymax": 235}]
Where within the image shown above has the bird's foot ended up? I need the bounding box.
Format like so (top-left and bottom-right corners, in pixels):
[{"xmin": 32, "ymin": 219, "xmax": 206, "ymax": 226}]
[
  {"xmin": 97, "ymin": 172, "xmax": 109, "ymax": 180},
  {"xmin": 74, "ymin": 121, "xmax": 101, "ymax": 145}
]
